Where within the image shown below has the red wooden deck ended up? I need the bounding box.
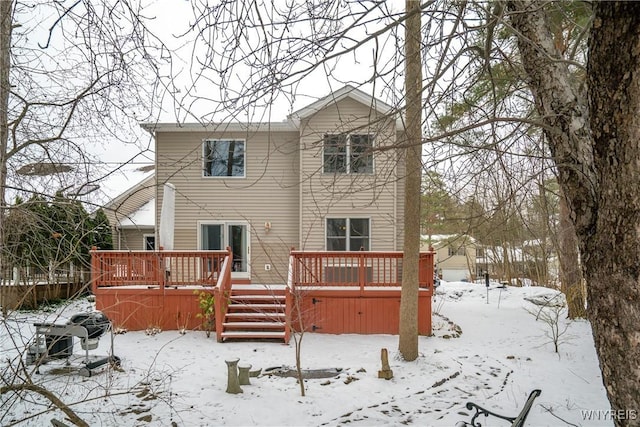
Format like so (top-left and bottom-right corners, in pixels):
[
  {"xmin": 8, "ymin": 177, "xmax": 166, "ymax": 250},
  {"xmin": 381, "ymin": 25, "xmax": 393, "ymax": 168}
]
[
  {"xmin": 91, "ymin": 248, "xmax": 434, "ymax": 341},
  {"xmin": 289, "ymin": 250, "xmax": 434, "ymax": 336}
]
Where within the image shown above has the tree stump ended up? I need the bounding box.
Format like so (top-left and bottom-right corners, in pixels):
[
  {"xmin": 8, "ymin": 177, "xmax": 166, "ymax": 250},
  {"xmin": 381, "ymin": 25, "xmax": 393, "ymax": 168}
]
[
  {"xmin": 378, "ymin": 348, "xmax": 393, "ymax": 380},
  {"xmin": 238, "ymin": 363, "xmax": 252, "ymax": 385},
  {"xmin": 225, "ymin": 358, "xmax": 243, "ymax": 394}
]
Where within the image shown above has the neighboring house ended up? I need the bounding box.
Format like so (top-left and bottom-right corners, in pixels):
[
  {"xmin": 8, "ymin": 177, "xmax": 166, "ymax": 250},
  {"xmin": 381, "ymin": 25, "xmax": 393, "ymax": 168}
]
[
  {"xmin": 103, "ymin": 173, "xmax": 156, "ymax": 250},
  {"xmin": 476, "ymin": 241, "xmax": 559, "ymax": 286},
  {"xmin": 421, "ymin": 234, "xmax": 476, "ymax": 282},
  {"xmin": 139, "ymin": 85, "xmax": 406, "ymax": 284}
]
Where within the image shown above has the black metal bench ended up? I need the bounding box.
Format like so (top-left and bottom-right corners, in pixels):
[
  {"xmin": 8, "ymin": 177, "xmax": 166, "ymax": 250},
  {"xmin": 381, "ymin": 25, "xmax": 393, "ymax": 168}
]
[{"xmin": 457, "ymin": 389, "xmax": 542, "ymax": 427}]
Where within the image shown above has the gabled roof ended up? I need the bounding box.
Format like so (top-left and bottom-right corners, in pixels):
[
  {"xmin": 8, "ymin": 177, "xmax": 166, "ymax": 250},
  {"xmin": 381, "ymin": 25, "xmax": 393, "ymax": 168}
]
[
  {"xmin": 140, "ymin": 86, "xmax": 403, "ymax": 133},
  {"xmin": 103, "ymin": 172, "xmax": 155, "ymax": 228},
  {"xmin": 103, "ymin": 172, "xmax": 155, "ymax": 212},
  {"xmin": 118, "ymin": 198, "xmax": 155, "ymax": 229},
  {"xmin": 288, "ymin": 85, "xmax": 395, "ymax": 122}
]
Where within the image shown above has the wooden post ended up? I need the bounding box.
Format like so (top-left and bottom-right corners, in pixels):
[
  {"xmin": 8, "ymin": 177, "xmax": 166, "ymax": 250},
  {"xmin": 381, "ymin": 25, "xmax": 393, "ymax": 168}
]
[
  {"xmin": 238, "ymin": 363, "xmax": 252, "ymax": 386},
  {"xmin": 358, "ymin": 250, "xmax": 365, "ymax": 292},
  {"xmin": 378, "ymin": 348, "xmax": 393, "ymax": 380},
  {"xmin": 90, "ymin": 247, "xmax": 98, "ymax": 294},
  {"xmin": 225, "ymin": 358, "xmax": 243, "ymax": 394}
]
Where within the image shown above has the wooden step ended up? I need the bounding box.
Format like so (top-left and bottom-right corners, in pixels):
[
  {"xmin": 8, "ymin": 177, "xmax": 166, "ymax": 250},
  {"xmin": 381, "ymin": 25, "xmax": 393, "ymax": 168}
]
[
  {"xmin": 221, "ymin": 331, "xmax": 286, "ymax": 340},
  {"xmin": 225, "ymin": 312, "xmax": 285, "ymax": 319},
  {"xmin": 220, "ymin": 284, "xmax": 289, "ymax": 343},
  {"xmin": 227, "ymin": 303, "xmax": 284, "ymax": 311},
  {"xmin": 223, "ymin": 321, "xmax": 285, "ymax": 329},
  {"xmin": 230, "ymin": 294, "xmax": 285, "ymax": 302}
]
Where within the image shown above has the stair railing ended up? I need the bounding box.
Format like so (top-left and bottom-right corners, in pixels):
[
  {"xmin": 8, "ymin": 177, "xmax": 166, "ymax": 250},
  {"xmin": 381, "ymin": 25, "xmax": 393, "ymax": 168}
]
[
  {"xmin": 214, "ymin": 247, "xmax": 233, "ymax": 342},
  {"xmin": 284, "ymin": 253, "xmax": 294, "ymax": 344}
]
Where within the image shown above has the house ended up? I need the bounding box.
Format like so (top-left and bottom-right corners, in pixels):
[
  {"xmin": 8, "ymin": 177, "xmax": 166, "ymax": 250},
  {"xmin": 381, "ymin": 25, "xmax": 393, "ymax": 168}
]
[
  {"xmin": 475, "ymin": 241, "xmax": 559, "ymax": 286},
  {"xmin": 103, "ymin": 173, "xmax": 156, "ymax": 250},
  {"xmin": 139, "ymin": 85, "xmax": 406, "ymax": 284},
  {"xmin": 93, "ymin": 86, "xmax": 435, "ymax": 339},
  {"xmin": 421, "ymin": 234, "xmax": 476, "ymax": 282}
]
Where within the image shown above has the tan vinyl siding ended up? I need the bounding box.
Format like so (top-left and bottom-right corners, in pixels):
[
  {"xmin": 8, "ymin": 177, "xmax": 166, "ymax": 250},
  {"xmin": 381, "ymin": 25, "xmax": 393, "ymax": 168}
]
[
  {"xmin": 395, "ymin": 130, "xmax": 406, "ymax": 251},
  {"xmin": 155, "ymin": 129, "xmax": 300, "ymax": 284},
  {"xmin": 299, "ymin": 97, "xmax": 402, "ymax": 251},
  {"xmin": 116, "ymin": 227, "xmax": 154, "ymax": 251},
  {"xmin": 425, "ymin": 240, "xmax": 477, "ymax": 281}
]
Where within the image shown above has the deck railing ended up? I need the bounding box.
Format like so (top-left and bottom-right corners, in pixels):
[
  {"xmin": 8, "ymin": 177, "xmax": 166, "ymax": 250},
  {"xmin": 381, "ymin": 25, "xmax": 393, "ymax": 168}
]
[
  {"xmin": 289, "ymin": 250, "xmax": 434, "ymax": 292},
  {"xmin": 90, "ymin": 248, "xmax": 231, "ymax": 292}
]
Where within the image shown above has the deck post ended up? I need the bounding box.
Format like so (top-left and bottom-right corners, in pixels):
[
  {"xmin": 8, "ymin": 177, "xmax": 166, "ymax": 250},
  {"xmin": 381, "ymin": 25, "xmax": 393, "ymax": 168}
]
[
  {"xmin": 358, "ymin": 250, "xmax": 365, "ymax": 292},
  {"xmin": 158, "ymin": 247, "xmax": 165, "ymax": 291},
  {"xmin": 90, "ymin": 247, "xmax": 98, "ymax": 293},
  {"xmin": 214, "ymin": 286, "xmax": 223, "ymax": 342}
]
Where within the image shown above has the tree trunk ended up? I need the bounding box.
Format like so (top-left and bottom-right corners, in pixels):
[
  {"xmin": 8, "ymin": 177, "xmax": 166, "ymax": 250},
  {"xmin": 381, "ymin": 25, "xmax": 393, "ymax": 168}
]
[
  {"xmin": 586, "ymin": 3, "xmax": 640, "ymax": 421},
  {"xmin": 0, "ymin": 0, "xmax": 13, "ymax": 316},
  {"xmin": 558, "ymin": 188, "xmax": 585, "ymax": 318},
  {"xmin": 398, "ymin": 0, "xmax": 422, "ymax": 361},
  {"xmin": 508, "ymin": 1, "xmax": 640, "ymax": 422}
]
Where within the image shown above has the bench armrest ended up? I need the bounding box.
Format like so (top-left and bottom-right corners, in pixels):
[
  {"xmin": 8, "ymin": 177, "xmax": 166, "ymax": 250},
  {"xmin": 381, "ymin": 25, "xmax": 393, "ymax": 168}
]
[{"xmin": 461, "ymin": 389, "xmax": 542, "ymax": 427}]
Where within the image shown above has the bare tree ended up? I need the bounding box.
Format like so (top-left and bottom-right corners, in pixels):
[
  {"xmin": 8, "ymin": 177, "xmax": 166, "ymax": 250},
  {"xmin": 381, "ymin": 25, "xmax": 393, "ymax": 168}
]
[
  {"xmin": 0, "ymin": 0, "xmax": 159, "ymax": 307},
  {"xmin": 398, "ymin": 0, "xmax": 422, "ymax": 361},
  {"xmin": 3, "ymin": 0, "xmax": 639, "ymax": 421},
  {"xmin": 0, "ymin": 1, "xmax": 163, "ymax": 424}
]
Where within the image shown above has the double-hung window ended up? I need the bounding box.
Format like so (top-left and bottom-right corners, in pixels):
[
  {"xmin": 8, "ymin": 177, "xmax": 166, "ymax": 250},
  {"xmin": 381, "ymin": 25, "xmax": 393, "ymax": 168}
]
[
  {"xmin": 326, "ymin": 218, "xmax": 370, "ymax": 251},
  {"xmin": 323, "ymin": 133, "xmax": 373, "ymax": 174},
  {"xmin": 203, "ymin": 139, "xmax": 245, "ymax": 177}
]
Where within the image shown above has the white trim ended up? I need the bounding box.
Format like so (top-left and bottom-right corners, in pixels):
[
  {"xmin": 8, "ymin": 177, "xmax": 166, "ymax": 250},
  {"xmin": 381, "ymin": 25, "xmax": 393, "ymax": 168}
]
[
  {"xmin": 202, "ymin": 138, "xmax": 247, "ymax": 179},
  {"xmin": 322, "ymin": 133, "xmax": 375, "ymax": 175},
  {"xmin": 197, "ymin": 220, "xmax": 251, "ymax": 279},
  {"xmin": 289, "ymin": 85, "xmax": 394, "ymax": 121},
  {"xmin": 143, "ymin": 234, "xmax": 155, "ymax": 251},
  {"xmin": 325, "ymin": 217, "xmax": 372, "ymax": 251}
]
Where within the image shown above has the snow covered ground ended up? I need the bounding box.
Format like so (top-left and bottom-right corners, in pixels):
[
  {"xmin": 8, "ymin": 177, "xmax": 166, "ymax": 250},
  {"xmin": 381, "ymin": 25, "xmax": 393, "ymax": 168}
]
[{"xmin": 1, "ymin": 281, "xmax": 613, "ymax": 426}]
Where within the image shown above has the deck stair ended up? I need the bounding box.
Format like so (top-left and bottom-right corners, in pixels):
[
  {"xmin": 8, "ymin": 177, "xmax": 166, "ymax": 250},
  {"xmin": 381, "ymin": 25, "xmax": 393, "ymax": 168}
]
[{"xmin": 220, "ymin": 285, "xmax": 287, "ymax": 342}]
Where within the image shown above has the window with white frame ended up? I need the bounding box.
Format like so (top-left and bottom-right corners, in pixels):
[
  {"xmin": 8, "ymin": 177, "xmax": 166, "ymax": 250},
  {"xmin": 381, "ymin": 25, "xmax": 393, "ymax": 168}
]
[
  {"xmin": 203, "ymin": 139, "xmax": 245, "ymax": 177},
  {"xmin": 323, "ymin": 133, "xmax": 373, "ymax": 174},
  {"xmin": 326, "ymin": 218, "xmax": 370, "ymax": 251}
]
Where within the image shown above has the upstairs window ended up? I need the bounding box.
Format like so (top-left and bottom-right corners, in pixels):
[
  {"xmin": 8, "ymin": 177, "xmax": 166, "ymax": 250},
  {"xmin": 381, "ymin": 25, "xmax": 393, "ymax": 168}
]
[
  {"xmin": 323, "ymin": 133, "xmax": 373, "ymax": 174},
  {"xmin": 326, "ymin": 218, "xmax": 370, "ymax": 251},
  {"xmin": 203, "ymin": 139, "xmax": 245, "ymax": 177}
]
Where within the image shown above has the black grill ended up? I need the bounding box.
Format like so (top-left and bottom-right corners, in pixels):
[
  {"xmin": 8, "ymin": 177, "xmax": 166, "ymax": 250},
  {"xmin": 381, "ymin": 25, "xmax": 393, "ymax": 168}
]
[{"xmin": 68, "ymin": 312, "xmax": 111, "ymax": 339}]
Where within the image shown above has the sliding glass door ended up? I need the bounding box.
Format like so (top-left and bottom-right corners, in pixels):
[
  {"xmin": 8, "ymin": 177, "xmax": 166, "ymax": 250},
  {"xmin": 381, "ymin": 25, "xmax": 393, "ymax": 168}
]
[{"xmin": 200, "ymin": 222, "xmax": 250, "ymax": 278}]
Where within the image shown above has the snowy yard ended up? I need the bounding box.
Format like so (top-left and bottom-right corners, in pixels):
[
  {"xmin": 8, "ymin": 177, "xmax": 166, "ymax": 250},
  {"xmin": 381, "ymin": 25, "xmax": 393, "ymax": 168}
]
[{"xmin": 1, "ymin": 281, "xmax": 612, "ymax": 426}]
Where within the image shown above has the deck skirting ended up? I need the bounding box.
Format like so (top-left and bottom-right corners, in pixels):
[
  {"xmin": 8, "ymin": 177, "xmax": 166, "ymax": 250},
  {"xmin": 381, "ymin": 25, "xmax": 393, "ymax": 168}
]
[{"xmin": 95, "ymin": 284, "xmax": 432, "ymax": 335}]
